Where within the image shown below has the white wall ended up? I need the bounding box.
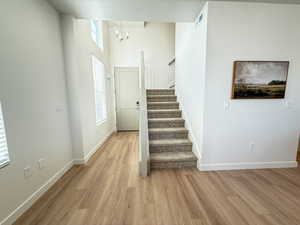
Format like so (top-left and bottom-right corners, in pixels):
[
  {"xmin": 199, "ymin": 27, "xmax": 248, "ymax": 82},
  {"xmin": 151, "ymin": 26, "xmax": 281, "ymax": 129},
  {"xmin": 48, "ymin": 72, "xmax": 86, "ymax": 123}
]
[
  {"xmin": 61, "ymin": 17, "xmax": 116, "ymax": 163},
  {"xmin": 0, "ymin": 0, "xmax": 73, "ymax": 224},
  {"xmin": 0, "ymin": 8, "xmax": 116, "ymax": 224},
  {"xmin": 202, "ymin": 2, "xmax": 300, "ymax": 170},
  {"xmin": 75, "ymin": 20, "xmax": 116, "ymax": 158},
  {"xmin": 176, "ymin": 2, "xmax": 300, "ymax": 171},
  {"xmin": 109, "ymin": 22, "xmax": 175, "ymax": 89},
  {"xmin": 175, "ymin": 4, "xmax": 208, "ymax": 161},
  {"xmin": 61, "ymin": 15, "xmax": 85, "ymax": 160}
]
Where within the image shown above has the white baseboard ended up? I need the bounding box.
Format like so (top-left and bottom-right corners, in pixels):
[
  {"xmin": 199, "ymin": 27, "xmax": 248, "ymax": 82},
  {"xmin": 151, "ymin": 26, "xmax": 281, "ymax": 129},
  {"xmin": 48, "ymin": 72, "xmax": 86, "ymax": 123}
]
[
  {"xmin": 73, "ymin": 158, "xmax": 86, "ymax": 165},
  {"xmin": 84, "ymin": 130, "xmax": 115, "ymax": 163},
  {"xmin": 199, "ymin": 161, "xmax": 298, "ymax": 171},
  {"xmin": 0, "ymin": 160, "xmax": 74, "ymax": 225},
  {"xmin": 73, "ymin": 129, "xmax": 115, "ymax": 165}
]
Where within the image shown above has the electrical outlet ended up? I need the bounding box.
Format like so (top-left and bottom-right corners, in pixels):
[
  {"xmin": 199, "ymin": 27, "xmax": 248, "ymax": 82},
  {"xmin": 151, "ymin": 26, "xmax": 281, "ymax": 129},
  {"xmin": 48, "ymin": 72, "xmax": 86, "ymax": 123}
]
[
  {"xmin": 38, "ymin": 159, "xmax": 46, "ymax": 169},
  {"xmin": 24, "ymin": 166, "xmax": 32, "ymax": 178},
  {"xmin": 249, "ymin": 142, "xmax": 255, "ymax": 152}
]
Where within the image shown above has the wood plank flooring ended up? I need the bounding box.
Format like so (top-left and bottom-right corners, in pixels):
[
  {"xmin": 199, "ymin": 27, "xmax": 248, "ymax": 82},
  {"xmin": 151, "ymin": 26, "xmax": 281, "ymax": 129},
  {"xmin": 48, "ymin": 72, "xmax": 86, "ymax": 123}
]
[{"xmin": 14, "ymin": 132, "xmax": 300, "ymax": 225}]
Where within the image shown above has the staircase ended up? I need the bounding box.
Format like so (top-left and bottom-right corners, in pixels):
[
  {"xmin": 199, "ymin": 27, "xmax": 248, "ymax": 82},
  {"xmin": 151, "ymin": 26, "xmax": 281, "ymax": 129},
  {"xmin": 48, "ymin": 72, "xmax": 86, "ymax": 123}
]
[{"xmin": 147, "ymin": 89, "xmax": 198, "ymax": 169}]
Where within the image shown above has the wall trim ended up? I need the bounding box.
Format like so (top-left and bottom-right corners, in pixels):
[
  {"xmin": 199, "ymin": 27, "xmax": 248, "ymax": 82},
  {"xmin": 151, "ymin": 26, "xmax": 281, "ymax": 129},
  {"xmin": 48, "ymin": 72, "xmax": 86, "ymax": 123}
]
[
  {"xmin": 84, "ymin": 130, "xmax": 115, "ymax": 164},
  {"xmin": 73, "ymin": 129, "xmax": 116, "ymax": 165},
  {"xmin": 0, "ymin": 160, "xmax": 74, "ymax": 225},
  {"xmin": 199, "ymin": 161, "xmax": 298, "ymax": 171},
  {"xmin": 72, "ymin": 158, "xmax": 86, "ymax": 165}
]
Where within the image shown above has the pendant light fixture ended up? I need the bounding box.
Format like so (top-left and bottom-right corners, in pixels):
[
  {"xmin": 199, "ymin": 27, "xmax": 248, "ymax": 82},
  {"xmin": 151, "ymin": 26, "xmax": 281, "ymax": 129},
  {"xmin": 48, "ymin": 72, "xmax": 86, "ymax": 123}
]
[{"xmin": 114, "ymin": 21, "xmax": 129, "ymax": 42}]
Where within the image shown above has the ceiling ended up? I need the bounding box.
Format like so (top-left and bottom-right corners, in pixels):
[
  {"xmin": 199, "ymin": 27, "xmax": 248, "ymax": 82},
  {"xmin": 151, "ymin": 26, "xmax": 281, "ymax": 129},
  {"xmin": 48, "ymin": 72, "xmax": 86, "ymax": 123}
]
[
  {"xmin": 48, "ymin": 0, "xmax": 205, "ymax": 22},
  {"xmin": 48, "ymin": 0, "xmax": 300, "ymax": 22}
]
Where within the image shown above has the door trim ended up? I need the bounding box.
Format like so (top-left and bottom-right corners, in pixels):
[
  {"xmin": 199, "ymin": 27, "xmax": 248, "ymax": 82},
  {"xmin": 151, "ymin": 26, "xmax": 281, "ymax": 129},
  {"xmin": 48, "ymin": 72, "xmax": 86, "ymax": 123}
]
[{"xmin": 114, "ymin": 66, "xmax": 139, "ymax": 131}]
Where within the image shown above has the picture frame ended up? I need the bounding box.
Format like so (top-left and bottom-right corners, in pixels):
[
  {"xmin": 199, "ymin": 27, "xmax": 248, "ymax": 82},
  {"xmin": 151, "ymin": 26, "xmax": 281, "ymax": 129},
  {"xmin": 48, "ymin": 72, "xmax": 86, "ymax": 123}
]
[{"xmin": 231, "ymin": 61, "xmax": 289, "ymax": 99}]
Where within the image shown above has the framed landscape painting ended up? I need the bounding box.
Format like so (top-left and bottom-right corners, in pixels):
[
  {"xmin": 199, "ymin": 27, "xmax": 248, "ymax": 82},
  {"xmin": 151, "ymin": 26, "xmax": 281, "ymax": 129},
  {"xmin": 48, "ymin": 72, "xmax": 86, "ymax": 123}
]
[{"xmin": 231, "ymin": 61, "xmax": 289, "ymax": 99}]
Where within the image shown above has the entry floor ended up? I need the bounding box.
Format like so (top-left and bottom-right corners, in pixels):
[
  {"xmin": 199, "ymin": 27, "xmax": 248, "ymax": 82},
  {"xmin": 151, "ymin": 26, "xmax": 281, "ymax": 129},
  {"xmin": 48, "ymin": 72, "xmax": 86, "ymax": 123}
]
[{"xmin": 15, "ymin": 132, "xmax": 300, "ymax": 225}]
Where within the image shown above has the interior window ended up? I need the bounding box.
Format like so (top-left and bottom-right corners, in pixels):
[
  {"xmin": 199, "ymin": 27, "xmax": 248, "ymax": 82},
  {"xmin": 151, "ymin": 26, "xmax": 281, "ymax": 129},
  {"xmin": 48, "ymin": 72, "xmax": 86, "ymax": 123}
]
[
  {"xmin": 90, "ymin": 20, "xmax": 103, "ymax": 50},
  {"xmin": 91, "ymin": 56, "xmax": 107, "ymax": 125},
  {"xmin": 0, "ymin": 102, "xmax": 10, "ymax": 169}
]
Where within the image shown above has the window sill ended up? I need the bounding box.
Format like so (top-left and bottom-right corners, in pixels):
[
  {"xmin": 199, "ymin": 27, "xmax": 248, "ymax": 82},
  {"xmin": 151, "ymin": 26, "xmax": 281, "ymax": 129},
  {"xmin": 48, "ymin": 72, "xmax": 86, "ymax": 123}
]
[
  {"xmin": 0, "ymin": 161, "xmax": 10, "ymax": 169},
  {"xmin": 96, "ymin": 119, "xmax": 107, "ymax": 127}
]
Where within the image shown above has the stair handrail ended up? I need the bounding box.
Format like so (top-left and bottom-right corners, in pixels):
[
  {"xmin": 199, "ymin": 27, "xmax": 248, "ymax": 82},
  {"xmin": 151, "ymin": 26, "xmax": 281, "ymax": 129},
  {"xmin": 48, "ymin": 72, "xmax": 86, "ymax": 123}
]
[{"xmin": 139, "ymin": 50, "xmax": 150, "ymax": 176}]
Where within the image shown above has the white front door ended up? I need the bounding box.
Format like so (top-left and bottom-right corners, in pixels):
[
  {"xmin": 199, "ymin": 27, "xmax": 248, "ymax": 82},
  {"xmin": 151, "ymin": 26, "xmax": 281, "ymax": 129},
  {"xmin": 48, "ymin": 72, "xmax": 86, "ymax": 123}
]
[{"xmin": 115, "ymin": 67, "xmax": 139, "ymax": 131}]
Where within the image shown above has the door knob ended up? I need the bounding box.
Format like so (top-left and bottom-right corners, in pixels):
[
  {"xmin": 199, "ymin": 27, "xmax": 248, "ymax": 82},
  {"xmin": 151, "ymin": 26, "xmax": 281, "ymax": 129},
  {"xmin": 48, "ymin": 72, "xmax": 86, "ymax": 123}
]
[{"xmin": 136, "ymin": 101, "xmax": 140, "ymax": 105}]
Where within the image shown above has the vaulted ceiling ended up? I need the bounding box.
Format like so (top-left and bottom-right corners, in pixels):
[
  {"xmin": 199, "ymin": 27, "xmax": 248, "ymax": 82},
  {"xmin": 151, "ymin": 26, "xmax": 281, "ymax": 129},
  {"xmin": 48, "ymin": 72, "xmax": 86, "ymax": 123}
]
[{"xmin": 48, "ymin": 0, "xmax": 300, "ymax": 22}]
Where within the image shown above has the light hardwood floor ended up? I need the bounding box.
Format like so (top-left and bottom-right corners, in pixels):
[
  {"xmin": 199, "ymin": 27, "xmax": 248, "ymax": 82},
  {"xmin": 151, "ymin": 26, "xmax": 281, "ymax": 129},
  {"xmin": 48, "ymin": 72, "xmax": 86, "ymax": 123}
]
[{"xmin": 14, "ymin": 132, "xmax": 300, "ymax": 225}]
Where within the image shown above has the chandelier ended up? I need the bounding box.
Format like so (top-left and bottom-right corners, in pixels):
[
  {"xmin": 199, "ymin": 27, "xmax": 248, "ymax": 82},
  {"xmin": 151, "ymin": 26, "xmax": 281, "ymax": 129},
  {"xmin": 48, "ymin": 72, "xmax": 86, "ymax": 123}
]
[{"xmin": 114, "ymin": 22, "xmax": 129, "ymax": 42}]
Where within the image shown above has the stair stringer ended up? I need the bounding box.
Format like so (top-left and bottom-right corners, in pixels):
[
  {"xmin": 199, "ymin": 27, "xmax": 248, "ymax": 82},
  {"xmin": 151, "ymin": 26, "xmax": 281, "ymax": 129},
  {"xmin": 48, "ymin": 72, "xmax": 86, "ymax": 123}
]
[{"xmin": 175, "ymin": 90, "xmax": 203, "ymax": 170}]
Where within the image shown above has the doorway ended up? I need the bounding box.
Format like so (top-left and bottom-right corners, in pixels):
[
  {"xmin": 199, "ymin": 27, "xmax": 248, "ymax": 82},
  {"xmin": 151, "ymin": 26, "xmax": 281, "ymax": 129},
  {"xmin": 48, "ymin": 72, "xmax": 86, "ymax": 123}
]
[{"xmin": 114, "ymin": 67, "xmax": 140, "ymax": 131}]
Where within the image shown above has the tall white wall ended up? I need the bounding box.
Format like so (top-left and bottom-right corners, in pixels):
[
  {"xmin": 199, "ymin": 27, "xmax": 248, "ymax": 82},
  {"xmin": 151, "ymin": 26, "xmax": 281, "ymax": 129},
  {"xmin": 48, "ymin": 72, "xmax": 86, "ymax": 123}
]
[
  {"xmin": 74, "ymin": 20, "xmax": 116, "ymax": 158},
  {"xmin": 0, "ymin": 0, "xmax": 73, "ymax": 223},
  {"xmin": 202, "ymin": 2, "xmax": 300, "ymax": 170},
  {"xmin": 175, "ymin": 4, "xmax": 208, "ymax": 161},
  {"xmin": 176, "ymin": 2, "xmax": 300, "ymax": 171},
  {"xmin": 109, "ymin": 22, "xmax": 175, "ymax": 89},
  {"xmin": 0, "ymin": 8, "xmax": 116, "ymax": 225},
  {"xmin": 61, "ymin": 17, "xmax": 116, "ymax": 163},
  {"xmin": 61, "ymin": 15, "xmax": 85, "ymax": 160}
]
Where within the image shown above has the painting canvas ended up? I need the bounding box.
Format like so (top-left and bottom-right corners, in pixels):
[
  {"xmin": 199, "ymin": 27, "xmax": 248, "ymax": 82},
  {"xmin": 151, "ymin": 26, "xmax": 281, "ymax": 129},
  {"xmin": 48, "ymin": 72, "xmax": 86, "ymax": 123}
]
[{"xmin": 231, "ymin": 61, "xmax": 289, "ymax": 99}]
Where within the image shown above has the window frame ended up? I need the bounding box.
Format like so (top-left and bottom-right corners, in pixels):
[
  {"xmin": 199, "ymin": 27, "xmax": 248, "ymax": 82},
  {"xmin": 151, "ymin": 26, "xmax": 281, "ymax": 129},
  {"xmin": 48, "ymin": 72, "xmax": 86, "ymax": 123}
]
[
  {"xmin": 0, "ymin": 101, "xmax": 10, "ymax": 169},
  {"xmin": 91, "ymin": 55, "xmax": 107, "ymax": 126}
]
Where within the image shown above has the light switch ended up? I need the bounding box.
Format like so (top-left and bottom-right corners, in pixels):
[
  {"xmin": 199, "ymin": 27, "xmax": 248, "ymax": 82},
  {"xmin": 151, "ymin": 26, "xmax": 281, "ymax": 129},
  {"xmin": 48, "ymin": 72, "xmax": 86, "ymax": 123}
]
[{"xmin": 224, "ymin": 101, "xmax": 230, "ymax": 111}]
